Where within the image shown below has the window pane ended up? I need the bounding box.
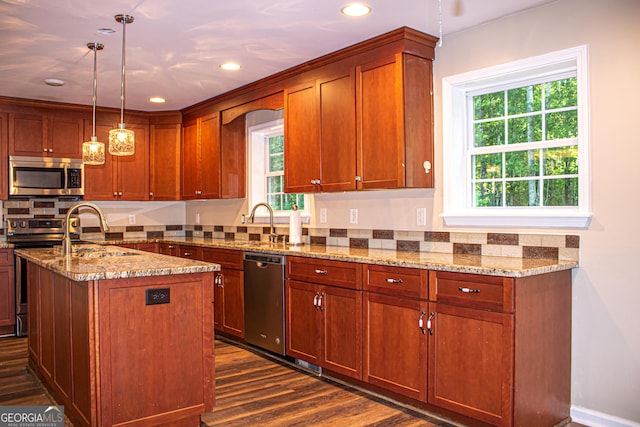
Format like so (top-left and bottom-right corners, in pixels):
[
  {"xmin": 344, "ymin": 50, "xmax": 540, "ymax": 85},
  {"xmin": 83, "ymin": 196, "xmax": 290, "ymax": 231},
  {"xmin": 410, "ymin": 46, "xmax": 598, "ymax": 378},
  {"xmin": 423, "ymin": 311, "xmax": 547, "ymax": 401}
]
[
  {"xmin": 545, "ymin": 78, "xmax": 577, "ymax": 109},
  {"xmin": 506, "ymin": 180, "xmax": 539, "ymax": 206},
  {"xmin": 544, "ymin": 177, "xmax": 578, "ymax": 206},
  {"xmin": 474, "ymin": 120, "xmax": 504, "ymax": 147},
  {"xmin": 269, "ymin": 153, "xmax": 284, "ymax": 172},
  {"xmin": 544, "ymin": 146, "xmax": 578, "ymax": 176},
  {"xmin": 508, "ymin": 115, "xmax": 542, "ymax": 144},
  {"xmin": 267, "ymin": 193, "xmax": 282, "ymax": 210},
  {"xmin": 269, "ymin": 135, "xmax": 284, "ymax": 154},
  {"xmin": 475, "ymin": 182, "xmax": 502, "ymax": 207},
  {"xmin": 545, "ymin": 110, "xmax": 578, "ymax": 140},
  {"xmin": 267, "ymin": 175, "xmax": 282, "ymax": 193},
  {"xmin": 297, "ymin": 194, "xmax": 305, "ymax": 210},
  {"xmin": 283, "ymin": 193, "xmax": 298, "ymax": 210},
  {"xmin": 473, "ymin": 153, "xmax": 502, "ymax": 179},
  {"xmin": 508, "ymin": 84, "xmax": 541, "ymax": 115},
  {"xmin": 505, "ymin": 149, "xmax": 539, "ymax": 177},
  {"xmin": 474, "ymin": 91, "xmax": 504, "ymax": 120}
]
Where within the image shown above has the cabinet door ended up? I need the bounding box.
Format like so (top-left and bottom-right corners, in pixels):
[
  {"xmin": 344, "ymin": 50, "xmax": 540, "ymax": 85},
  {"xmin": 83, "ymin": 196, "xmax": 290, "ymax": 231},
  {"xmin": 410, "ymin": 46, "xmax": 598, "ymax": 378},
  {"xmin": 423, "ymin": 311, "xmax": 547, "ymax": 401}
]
[
  {"xmin": 199, "ymin": 113, "xmax": 221, "ymax": 199},
  {"xmin": 150, "ymin": 123, "xmax": 181, "ymax": 200},
  {"xmin": 364, "ymin": 292, "xmax": 427, "ymax": 401},
  {"xmin": 158, "ymin": 243, "xmax": 179, "ymax": 257},
  {"xmin": 181, "ymin": 119, "xmax": 199, "ymax": 200},
  {"xmin": 116, "ymin": 124, "xmax": 149, "ymax": 200},
  {"xmin": 318, "ymin": 72, "xmax": 357, "ymax": 192},
  {"xmin": 49, "ymin": 112, "xmax": 83, "ymax": 158},
  {"xmin": 220, "ymin": 117, "xmax": 246, "ymax": 199},
  {"xmin": 9, "ymin": 112, "xmax": 46, "ymax": 156},
  {"xmin": 357, "ymin": 57, "xmax": 404, "ymax": 189},
  {"xmin": 428, "ymin": 302, "xmax": 513, "ymax": 426},
  {"xmin": 84, "ymin": 123, "xmax": 116, "ymax": 200},
  {"xmin": 0, "ymin": 113, "xmax": 8, "ymax": 200},
  {"xmin": 285, "ymin": 280, "xmax": 320, "ymax": 365},
  {"xmin": 215, "ymin": 268, "xmax": 244, "ymax": 338},
  {"xmin": 284, "ymin": 82, "xmax": 320, "ymax": 193},
  {"xmin": 321, "ymin": 286, "xmax": 362, "ymax": 380},
  {"xmin": 0, "ymin": 266, "xmax": 15, "ymax": 328}
]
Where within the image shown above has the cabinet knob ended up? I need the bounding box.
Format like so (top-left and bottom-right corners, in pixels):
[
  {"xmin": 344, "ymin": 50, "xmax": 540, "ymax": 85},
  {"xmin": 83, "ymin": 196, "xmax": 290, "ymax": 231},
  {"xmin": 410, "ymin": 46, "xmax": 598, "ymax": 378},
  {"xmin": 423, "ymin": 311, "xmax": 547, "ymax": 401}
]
[
  {"xmin": 149, "ymin": 192, "xmax": 154, "ymax": 197},
  {"xmin": 184, "ymin": 252, "xmax": 192, "ymax": 257},
  {"xmin": 385, "ymin": 278, "xmax": 403, "ymax": 284},
  {"xmin": 118, "ymin": 191, "xmax": 123, "ymax": 196},
  {"xmin": 314, "ymin": 269, "xmax": 328, "ymax": 275},
  {"xmin": 355, "ymin": 176, "xmax": 362, "ymax": 182},
  {"xmin": 113, "ymin": 192, "xmax": 118, "ymax": 197}
]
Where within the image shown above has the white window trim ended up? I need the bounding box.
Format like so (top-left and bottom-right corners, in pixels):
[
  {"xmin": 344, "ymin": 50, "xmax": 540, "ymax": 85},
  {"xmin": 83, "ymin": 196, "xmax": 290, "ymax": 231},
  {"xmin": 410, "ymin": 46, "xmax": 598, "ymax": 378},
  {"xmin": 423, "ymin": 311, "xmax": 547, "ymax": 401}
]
[
  {"xmin": 247, "ymin": 119, "xmax": 310, "ymax": 224},
  {"xmin": 441, "ymin": 45, "xmax": 591, "ymax": 228}
]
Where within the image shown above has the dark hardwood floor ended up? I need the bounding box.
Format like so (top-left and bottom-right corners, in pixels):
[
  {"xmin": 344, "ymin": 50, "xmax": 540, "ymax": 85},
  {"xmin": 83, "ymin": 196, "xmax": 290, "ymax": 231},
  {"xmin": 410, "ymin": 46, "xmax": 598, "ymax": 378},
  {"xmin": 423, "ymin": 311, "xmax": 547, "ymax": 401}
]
[{"xmin": 0, "ymin": 336, "xmax": 586, "ymax": 426}]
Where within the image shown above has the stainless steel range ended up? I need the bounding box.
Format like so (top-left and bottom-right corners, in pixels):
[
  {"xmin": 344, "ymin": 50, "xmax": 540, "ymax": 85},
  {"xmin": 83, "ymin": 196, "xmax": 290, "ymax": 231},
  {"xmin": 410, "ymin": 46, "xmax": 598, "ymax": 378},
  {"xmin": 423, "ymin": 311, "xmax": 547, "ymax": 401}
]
[{"xmin": 6, "ymin": 217, "xmax": 80, "ymax": 336}]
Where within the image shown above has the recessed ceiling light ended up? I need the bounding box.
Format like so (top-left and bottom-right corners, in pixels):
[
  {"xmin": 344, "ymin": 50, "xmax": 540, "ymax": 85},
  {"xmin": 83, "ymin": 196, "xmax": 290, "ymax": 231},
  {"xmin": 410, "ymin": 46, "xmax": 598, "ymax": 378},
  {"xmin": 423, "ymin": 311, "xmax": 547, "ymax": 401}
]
[
  {"xmin": 43, "ymin": 78, "xmax": 65, "ymax": 87},
  {"xmin": 341, "ymin": 3, "xmax": 371, "ymax": 17},
  {"xmin": 149, "ymin": 97, "xmax": 166, "ymax": 103},
  {"xmin": 220, "ymin": 62, "xmax": 241, "ymax": 71},
  {"xmin": 97, "ymin": 28, "xmax": 116, "ymax": 35}
]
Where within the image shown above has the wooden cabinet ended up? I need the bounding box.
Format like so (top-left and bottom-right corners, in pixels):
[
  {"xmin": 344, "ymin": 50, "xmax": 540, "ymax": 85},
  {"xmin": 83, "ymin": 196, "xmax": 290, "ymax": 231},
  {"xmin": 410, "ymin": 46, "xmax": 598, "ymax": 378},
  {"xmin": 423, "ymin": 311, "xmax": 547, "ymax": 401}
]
[
  {"xmin": 158, "ymin": 242, "xmax": 180, "ymax": 257},
  {"xmin": 0, "ymin": 249, "xmax": 15, "ymax": 335},
  {"xmin": 150, "ymin": 122, "xmax": 181, "ymax": 200},
  {"xmin": 0, "ymin": 113, "xmax": 8, "ymax": 200},
  {"xmin": 202, "ymin": 248, "xmax": 244, "ymax": 338},
  {"xmin": 182, "ymin": 113, "xmax": 220, "ymax": 199},
  {"xmin": 176, "ymin": 244, "xmax": 203, "ymax": 260},
  {"xmin": 286, "ymin": 256, "xmax": 363, "ymax": 380},
  {"xmin": 427, "ymin": 270, "xmax": 572, "ymax": 426},
  {"xmin": 220, "ymin": 117, "xmax": 246, "ymax": 199},
  {"xmin": 363, "ymin": 264, "xmax": 429, "ymax": 401},
  {"xmin": 284, "ymin": 65, "xmax": 357, "ymax": 193},
  {"xmin": 9, "ymin": 109, "xmax": 84, "ymax": 158},
  {"xmin": 25, "ymin": 260, "xmax": 215, "ymax": 427},
  {"xmin": 83, "ymin": 122, "xmax": 149, "ymax": 200}
]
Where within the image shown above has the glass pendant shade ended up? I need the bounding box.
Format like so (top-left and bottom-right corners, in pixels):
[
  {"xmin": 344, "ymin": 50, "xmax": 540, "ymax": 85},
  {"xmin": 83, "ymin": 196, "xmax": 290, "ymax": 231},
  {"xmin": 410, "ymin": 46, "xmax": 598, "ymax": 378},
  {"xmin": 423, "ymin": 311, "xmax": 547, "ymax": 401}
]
[
  {"xmin": 83, "ymin": 42, "xmax": 105, "ymax": 165},
  {"xmin": 83, "ymin": 137, "xmax": 106, "ymax": 165},
  {"xmin": 110, "ymin": 14, "xmax": 135, "ymax": 156},
  {"xmin": 109, "ymin": 125, "xmax": 135, "ymax": 156}
]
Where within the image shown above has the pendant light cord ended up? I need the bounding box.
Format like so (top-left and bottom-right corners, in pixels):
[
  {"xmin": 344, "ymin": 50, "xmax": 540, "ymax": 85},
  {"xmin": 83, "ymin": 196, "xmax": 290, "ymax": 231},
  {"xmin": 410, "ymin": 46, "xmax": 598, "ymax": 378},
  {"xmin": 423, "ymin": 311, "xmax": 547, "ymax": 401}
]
[
  {"xmin": 91, "ymin": 43, "xmax": 99, "ymax": 138},
  {"xmin": 119, "ymin": 16, "xmax": 127, "ymax": 125}
]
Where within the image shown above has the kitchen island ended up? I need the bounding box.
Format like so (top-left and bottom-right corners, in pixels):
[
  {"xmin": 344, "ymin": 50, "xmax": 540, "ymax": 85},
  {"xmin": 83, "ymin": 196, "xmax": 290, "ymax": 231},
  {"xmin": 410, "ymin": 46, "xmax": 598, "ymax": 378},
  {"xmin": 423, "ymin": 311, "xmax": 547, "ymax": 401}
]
[{"xmin": 15, "ymin": 244, "xmax": 219, "ymax": 427}]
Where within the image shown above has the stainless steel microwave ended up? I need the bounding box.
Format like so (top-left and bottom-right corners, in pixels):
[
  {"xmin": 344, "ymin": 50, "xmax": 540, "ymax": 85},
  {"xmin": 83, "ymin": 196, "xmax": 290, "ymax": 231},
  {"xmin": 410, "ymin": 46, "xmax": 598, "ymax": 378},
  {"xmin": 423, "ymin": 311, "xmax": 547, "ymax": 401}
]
[{"xmin": 9, "ymin": 155, "xmax": 84, "ymax": 197}]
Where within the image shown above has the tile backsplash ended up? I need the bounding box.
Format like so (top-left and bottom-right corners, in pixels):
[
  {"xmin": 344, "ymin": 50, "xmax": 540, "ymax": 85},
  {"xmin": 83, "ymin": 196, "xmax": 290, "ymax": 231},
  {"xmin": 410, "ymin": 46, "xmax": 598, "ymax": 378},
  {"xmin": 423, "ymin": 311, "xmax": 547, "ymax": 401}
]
[{"xmin": 2, "ymin": 198, "xmax": 580, "ymax": 262}]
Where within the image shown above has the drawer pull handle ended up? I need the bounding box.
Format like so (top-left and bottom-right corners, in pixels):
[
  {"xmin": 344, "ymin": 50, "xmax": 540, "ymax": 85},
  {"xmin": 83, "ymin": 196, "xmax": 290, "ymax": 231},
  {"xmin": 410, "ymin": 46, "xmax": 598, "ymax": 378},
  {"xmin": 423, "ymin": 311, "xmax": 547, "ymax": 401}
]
[
  {"xmin": 458, "ymin": 287, "xmax": 480, "ymax": 293},
  {"xmin": 386, "ymin": 278, "xmax": 403, "ymax": 284},
  {"xmin": 314, "ymin": 269, "xmax": 328, "ymax": 275},
  {"xmin": 313, "ymin": 292, "xmax": 321, "ymax": 310}
]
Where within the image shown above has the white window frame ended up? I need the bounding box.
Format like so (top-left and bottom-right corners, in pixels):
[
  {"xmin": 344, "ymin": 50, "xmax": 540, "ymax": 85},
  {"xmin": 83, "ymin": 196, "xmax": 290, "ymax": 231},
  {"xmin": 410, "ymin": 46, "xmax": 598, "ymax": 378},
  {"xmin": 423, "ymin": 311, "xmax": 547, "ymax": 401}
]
[
  {"xmin": 441, "ymin": 45, "xmax": 591, "ymax": 228},
  {"xmin": 247, "ymin": 119, "xmax": 309, "ymax": 223}
]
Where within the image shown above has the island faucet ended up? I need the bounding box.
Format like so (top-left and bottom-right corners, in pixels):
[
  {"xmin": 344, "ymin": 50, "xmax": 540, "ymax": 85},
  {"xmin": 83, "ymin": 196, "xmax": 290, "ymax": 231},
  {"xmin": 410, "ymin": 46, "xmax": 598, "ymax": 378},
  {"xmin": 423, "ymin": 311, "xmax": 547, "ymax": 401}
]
[
  {"xmin": 62, "ymin": 202, "xmax": 109, "ymax": 257},
  {"xmin": 248, "ymin": 202, "xmax": 277, "ymax": 243}
]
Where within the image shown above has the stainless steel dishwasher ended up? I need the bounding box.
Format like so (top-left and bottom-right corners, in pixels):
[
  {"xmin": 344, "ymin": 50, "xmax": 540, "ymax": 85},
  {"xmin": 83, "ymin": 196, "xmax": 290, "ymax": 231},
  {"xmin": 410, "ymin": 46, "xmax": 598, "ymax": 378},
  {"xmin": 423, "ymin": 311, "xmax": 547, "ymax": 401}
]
[{"xmin": 243, "ymin": 253, "xmax": 286, "ymax": 356}]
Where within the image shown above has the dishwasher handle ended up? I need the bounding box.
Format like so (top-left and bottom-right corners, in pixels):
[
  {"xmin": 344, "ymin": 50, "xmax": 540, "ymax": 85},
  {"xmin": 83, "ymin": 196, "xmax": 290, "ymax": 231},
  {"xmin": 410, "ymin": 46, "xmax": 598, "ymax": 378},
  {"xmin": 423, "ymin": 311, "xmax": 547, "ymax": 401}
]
[{"xmin": 243, "ymin": 252, "xmax": 284, "ymax": 265}]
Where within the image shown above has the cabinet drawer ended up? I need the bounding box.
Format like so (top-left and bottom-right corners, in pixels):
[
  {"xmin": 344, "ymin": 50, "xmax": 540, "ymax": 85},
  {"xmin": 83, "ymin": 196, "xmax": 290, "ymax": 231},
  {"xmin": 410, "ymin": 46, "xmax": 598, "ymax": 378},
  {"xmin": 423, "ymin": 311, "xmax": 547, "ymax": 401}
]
[
  {"xmin": 201, "ymin": 248, "xmax": 243, "ymax": 270},
  {"xmin": 286, "ymin": 256, "xmax": 362, "ymax": 290},
  {"xmin": 0, "ymin": 249, "xmax": 14, "ymax": 266},
  {"xmin": 429, "ymin": 271, "xmax": 514, "ymax": 313},
  {"xmin": 364, "ymin": 264, "xmax": 428, "ymax": 300}
]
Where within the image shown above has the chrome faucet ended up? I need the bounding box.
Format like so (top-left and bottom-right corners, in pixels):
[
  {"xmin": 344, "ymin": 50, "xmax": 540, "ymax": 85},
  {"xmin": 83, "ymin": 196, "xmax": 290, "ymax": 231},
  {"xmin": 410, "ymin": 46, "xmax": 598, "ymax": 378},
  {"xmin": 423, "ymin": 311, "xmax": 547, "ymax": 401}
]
[
  {"xmin": 248, "ymin": 202, "xmax": 278, "ymax": 243},
  {"xmin": 62, "ymin": 202, "xmax": 109, "ymax": 257}
]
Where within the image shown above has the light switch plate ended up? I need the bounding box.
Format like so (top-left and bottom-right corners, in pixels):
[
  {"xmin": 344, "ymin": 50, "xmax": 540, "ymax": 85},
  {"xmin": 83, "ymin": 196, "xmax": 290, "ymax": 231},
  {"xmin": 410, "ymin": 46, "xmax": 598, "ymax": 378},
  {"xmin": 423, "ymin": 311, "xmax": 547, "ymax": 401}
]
[
  {"xmin": 350, "ymin": 209, "xmax": 358, "ymax": 224},
  {"xmin": 416, "ymin": 208, "xmax": 426, "ymax": 226},
  {"xmin": 320, "ymin": 208, "xmax": 327, "ymax": 224}
]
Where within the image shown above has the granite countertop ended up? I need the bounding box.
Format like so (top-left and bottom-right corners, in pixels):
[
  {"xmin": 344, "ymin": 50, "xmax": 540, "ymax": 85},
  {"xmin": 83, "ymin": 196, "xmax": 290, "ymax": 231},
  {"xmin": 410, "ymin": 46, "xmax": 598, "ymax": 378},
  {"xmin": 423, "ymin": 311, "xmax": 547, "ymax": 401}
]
[
  {"xmin": 15, "ymin": 244, "xmax": 220, "ymax": 282},
  {"xmin": 88, "ymin": 237, "xmax": 578, "ymax": 278}
]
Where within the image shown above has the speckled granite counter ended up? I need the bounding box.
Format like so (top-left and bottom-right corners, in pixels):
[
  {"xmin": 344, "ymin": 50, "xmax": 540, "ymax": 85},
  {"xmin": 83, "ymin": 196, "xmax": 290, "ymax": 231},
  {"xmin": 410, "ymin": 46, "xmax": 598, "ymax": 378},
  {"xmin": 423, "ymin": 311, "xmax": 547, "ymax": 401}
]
[
  {"xmin": 15, "ymin": 244, "xmax": 220, "ymax": 281},
  {"xmin": 0, "ymin": 242, "xmax": 13, "ymax": 249},
  {"xmin": 87, "ymin": 237, "xmax": 577, "ymax": 278}
]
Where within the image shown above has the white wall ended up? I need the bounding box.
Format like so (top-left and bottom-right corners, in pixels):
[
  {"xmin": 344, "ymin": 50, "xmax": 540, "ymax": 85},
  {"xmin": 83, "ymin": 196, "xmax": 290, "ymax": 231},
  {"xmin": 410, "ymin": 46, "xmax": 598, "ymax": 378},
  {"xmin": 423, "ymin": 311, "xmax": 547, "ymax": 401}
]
[{"xmin": 100, "ymin": 0, "xmax": 640, "ymax": 423}]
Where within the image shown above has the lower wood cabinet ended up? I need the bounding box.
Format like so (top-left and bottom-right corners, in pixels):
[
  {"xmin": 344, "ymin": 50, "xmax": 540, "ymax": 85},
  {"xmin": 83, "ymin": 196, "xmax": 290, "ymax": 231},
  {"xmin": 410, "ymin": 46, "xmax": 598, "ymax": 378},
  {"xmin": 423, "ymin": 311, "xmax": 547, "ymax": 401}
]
[
  {"xmin": 286, "ymin": 256, "xmax": 363, "ymax": 380},
  {"xmin": 0, "ymin": 249, "xmax": 15, "ymax": 335},
  {"xmin": 202, "ymin": 248, "xmax": 245, "ymax": 338}
]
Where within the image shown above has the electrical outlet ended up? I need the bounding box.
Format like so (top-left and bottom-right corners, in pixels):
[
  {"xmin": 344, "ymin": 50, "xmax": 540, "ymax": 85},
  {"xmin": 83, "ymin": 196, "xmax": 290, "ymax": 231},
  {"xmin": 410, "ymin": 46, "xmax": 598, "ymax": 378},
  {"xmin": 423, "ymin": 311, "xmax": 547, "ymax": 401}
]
[
  {"xmin": 416, "ymin": 208, "xmax": 426, "ymax": 226},
  {"xmin": 320, "ymin": 208, "xmax": 327, "ymax": 224},
  {"xmin": 128, "ymin": 214, "xmax": 136, "ymax": 225},
  {"xmin": 350, "ymin": 208, "xmax": 358, "ymax": 224}
]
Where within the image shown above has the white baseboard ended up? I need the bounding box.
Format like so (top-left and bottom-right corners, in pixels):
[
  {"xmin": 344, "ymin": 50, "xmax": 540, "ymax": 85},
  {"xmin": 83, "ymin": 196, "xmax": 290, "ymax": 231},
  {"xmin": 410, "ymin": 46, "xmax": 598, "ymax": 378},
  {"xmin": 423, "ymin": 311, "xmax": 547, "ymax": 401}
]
[{"xmin": 571, "ymin": 406, "xmax": 640, "ymax": 427}]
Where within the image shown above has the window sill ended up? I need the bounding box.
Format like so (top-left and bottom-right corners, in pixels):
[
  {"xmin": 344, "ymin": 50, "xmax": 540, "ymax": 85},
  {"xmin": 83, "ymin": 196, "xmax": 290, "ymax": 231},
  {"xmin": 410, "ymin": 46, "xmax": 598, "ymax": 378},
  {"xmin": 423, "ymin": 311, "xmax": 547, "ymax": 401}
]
[{"xmin": 441, "ymin": 211, "xmax": 592, "ymax": 229}]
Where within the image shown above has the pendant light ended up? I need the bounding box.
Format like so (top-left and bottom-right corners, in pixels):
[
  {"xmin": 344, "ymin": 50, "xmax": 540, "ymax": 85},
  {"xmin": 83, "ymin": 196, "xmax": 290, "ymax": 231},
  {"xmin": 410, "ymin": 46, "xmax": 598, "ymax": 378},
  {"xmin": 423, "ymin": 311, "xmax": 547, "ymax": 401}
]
[
  {"xmin": 109, "ymin": 14, "xmax": 135, "ymax": 156},
  {"xmin": 82, "ymin": 42, "xmax": 106, "ymax": 165}
]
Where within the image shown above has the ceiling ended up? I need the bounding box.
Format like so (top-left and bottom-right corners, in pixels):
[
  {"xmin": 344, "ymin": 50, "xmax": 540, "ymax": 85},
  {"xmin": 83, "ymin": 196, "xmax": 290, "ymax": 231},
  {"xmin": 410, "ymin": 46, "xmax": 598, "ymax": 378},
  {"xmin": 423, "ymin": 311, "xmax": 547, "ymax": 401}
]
[{"xmin": 0, "ymin": 0, "xmax": 555, "ymax": 112}]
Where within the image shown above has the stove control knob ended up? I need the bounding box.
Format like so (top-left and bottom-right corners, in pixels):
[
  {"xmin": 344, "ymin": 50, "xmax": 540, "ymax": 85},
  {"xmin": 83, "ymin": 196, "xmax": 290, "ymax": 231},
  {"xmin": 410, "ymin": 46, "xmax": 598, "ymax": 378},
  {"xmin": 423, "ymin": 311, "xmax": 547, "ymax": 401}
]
[
  {"xmin": 10, "ymin": 220, "xmax": 18, "ymax": 229},
  {"xmin": 20, "ymin": 220, "xmax": 28, "ymax": 228}
]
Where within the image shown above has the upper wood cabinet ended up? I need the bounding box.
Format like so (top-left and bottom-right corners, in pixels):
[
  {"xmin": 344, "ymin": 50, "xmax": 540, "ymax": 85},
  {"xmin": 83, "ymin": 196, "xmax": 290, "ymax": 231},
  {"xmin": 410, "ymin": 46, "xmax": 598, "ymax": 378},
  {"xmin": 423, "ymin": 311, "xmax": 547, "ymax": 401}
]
[
  {"xmin": 9, "ymin": 109, "xmax": 84, "ymax": 158},
  {"xmin": 182, "ymin": 113, "xmax": 220, "ymax": 200},
  {"xmin": 150, "ymin": 122, "xmax": 181, "ymax": 200},
  {"xmin": 0, "ymin": 113, "xmax": 7, "ymax": 200},
  {"xmin": 283, "ymin": 29, "xmax": 437, "ymax": 193},
  {"xmin": 83, "ymin": 121, "xmax": 149, "ymax": 200}
]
